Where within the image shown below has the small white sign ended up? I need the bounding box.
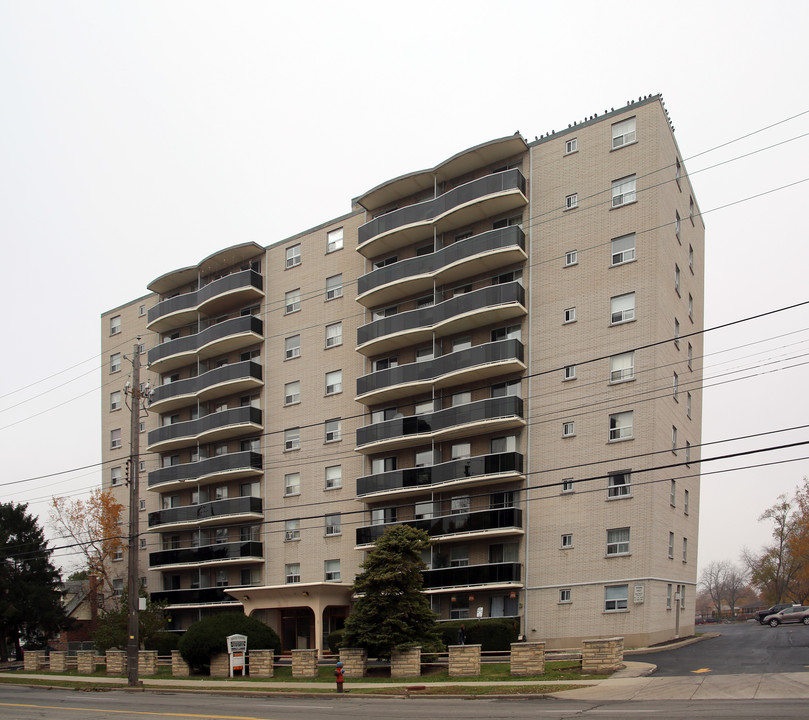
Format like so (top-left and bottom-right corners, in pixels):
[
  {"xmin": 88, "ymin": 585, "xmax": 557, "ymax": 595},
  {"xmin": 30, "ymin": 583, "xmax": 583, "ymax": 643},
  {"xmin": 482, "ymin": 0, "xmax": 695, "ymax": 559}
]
[{"xmin": 633, "ymin": 584, "xmax": 645, "ymax": 604}]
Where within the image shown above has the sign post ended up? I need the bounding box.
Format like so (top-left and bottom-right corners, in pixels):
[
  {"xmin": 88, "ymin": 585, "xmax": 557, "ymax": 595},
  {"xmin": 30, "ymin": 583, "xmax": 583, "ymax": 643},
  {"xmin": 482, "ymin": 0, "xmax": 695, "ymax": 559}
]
[{"xmin": 226, "ymin": 634, "xmax": 248, "ymax": 677}]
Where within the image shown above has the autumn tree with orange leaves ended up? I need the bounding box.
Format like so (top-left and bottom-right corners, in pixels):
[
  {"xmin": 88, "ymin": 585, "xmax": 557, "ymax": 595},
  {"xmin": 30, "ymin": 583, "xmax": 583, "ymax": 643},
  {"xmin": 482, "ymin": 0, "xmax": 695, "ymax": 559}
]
[{"xmin": 50, "ymin": 489, "xmax": 125, "ymax": 600}]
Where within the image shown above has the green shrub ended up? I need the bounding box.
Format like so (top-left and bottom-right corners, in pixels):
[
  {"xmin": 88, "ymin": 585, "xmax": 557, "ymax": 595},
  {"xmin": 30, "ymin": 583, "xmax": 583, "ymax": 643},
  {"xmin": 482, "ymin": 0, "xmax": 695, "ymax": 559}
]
[
  {"xmin": 440, "ymin": 618, "xmax": 519, "ymax": 651},
  {"xmin": 144, "ymin": 632, "xmax": 180, "ymax": 655},
  {"xmin": 177, "ymin": 612, "xmax": 281, "ymax": 672},
  {"xmin": 327, "ymin": 628, "xmax": 345, "ymax": 653}
]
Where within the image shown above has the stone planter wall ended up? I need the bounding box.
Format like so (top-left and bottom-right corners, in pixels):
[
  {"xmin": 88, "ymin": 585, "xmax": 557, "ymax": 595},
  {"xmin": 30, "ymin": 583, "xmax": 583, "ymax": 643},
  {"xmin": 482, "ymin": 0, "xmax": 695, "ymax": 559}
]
[
  {"xmin": 581, "ymin": 637, "xmax": 624, "ymax": 673},
  {"xmin": 23, "ymin": 650, "xmax": 45, "ymax": 671},
  {"xmin": 76, "ymin": 650, "xmax": 96, "ymax": 674},
  {"xmin": 291, "ymin": 649, "xmax": 318, "ymax": 678},
  {"xmin": 138, "ymin": 650, "xmax": 157, "ymax": 676},
  {"xmin": 448, "ymin": 644, "xmax": 481, "ymax": 677},
  {"xmin": 510, "ymin": 642, "xmax": 545, "ymax": 676},
  {"xmin": 210, "ymin": 652, "xmax": 229, "ymax": 678},
  {"xmin": 106, "ymin": 650, "xmax": 126, "ymax": 675},
  {"xmin": 390, "ymin": 647, "xmax": 421, "ymax": 678},
  {"xmin": 49, "ymin": 651, "xmax": 67, "ymax": 672},
  {"xmin": 249, "ymin": 649, "xmax": 274, "ymax": 677},
  {"xmin": 171, "ymin": 650, "xmax": 190, "ymax": 677},
  {"xmin": 339, "ymin": 648, "xmax": 367, "ymax": 678}
]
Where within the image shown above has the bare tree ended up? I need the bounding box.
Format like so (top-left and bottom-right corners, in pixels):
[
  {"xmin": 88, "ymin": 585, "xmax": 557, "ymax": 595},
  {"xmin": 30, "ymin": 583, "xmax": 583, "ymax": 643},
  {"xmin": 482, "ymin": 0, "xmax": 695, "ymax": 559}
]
[
  {"xmin": 699, "ymin": 561, "xmax": 727, "ymax": 619},
  {"xmin": 721, "ymin": 563, "xmax": 749, "ymax": 618}
]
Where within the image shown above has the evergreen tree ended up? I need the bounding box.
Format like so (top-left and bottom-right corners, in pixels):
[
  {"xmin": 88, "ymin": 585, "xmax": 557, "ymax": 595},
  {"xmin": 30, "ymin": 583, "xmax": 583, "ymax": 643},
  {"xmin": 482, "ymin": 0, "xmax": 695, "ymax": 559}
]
[
  {"xmin": 92, "ymin": 588, "xmax": 168, "ymax": 653},
  {"xmin": 0, "ymin": 502, "xmax": 65, "ymax": 661},
  {"xmin": 343, "ymin": 525, "xmax": 442, "ymax": 658}
]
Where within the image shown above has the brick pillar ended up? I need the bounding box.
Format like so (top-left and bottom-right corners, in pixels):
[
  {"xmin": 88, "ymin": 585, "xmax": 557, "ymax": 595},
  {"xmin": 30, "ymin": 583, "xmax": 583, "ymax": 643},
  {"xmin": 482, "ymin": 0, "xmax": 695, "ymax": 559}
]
[
  {"xmin": 49, "ymin": 651, "xmax": 67, "ymax": 672},
  {"xmin": 291, "ymin": 649, "xmax": 318, "ymax": 678},
  {"xmin": 210, "ymin": 653, "xmax": 230, "ymax": 678},
  {"xmin": 448, "ymin": 644, "xmax": 481, "ymax": 677},
  {"xmin": 76, "ymin": 650, "xmax": 95, "ymax": 674},
  {"xmin": 171, "ymin": 650, "xmax": 190, "ymax": 677},
  {"xmin": 23, "ymin": 650, "xmax": 45, "ymax": 671},
  {"xmin": 106, "ymin": 649, "xmax": 126, "ymax": 675},
  {"xmin": 510, "ymin": 641, "xmax": 545, "ymax": 676},
  {"xmin": 581, "ymin": 637, "xmax": 624, "ymax": 674},
  {"xmin": 390, "ymin": 647, "xmax": 421, "ymax": 678},
  {"xmin": 138, "ymin": 650, "xmax": 158, "ymax": 676},
  {"xmin": 249, "ymin": 649, "xmax": 274, "ymax": 678},
  {"xmin": 338, "ymin": 648, "xmax": 367, "ymax": 678}
]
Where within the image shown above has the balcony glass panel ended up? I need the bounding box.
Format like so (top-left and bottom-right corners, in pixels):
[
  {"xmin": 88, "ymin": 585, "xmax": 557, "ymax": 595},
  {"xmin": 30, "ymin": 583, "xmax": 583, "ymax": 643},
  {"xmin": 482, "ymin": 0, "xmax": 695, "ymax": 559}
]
[
  {"xmin": 148, "ymin": 451, "xmax": 262, "ymax": 488},
  {"xmin": 149, "ymin": 541, "xmax": 263, "ymax": 568},
  {"xmin": 147, "ymin": 407, "xmax": 262, "ymax": 449},
  {"xmin": 148, "ymin": 315, "xmax": 263, "ymax": 367},
  {"xmin": 148, "ymin": 496, "xmax": 262, "ymax": 528},
  {"xmin": 421, "ymin": 562, "xmax": 521, "ymax": 589},
  {"xmin": 151, "ymin": 361, "xmax": 262, "ymax": 406},
  {"xmin": 150, "ymin": 587, "xmax": 240, "ymax": 605}
]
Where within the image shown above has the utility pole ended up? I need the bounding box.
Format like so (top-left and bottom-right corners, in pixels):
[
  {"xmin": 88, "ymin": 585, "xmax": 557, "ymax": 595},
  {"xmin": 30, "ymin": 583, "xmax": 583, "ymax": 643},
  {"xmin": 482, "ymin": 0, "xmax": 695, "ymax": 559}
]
[{"xmin": 125, "ymin": 338, "xmax": 145, "ymax": 687}]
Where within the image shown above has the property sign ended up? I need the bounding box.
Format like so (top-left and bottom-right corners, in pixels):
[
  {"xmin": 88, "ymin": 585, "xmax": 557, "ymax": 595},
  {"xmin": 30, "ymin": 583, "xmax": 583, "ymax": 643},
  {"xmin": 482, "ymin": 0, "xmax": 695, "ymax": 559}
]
[{"xmin": 226, "ymin": 634, "xmax": 247, "ymax": 677}]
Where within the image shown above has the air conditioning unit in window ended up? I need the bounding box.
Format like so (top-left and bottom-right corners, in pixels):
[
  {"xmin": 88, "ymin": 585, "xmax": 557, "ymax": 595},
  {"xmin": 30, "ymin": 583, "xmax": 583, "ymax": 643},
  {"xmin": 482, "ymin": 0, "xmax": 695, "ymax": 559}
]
[
  {"xmin": 285, "ymin": 395, "xmax": 298, "ymax": 405},
  {"xmin": 284, "ymin": 531, "xmax": 298, "ymax": 541},
  {"xmin": 326, "ymin": 384, "xmax": 341, "ymax": 395},
  {"xmin": 286, "ymin": 347, "xmax": 300, "ymax": 359},
  {"xmin": 326, "ymin": 336, "xmax": 339, "ymax": 347},
  {"xmin": 285, "ymin": 440, "xmax": 298, "ymax": 451}
]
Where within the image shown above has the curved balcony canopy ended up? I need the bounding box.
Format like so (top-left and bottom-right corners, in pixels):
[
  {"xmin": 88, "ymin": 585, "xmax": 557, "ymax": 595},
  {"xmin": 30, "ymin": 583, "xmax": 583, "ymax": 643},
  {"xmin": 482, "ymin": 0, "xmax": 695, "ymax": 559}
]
[
  {"xmin": 148, "ymin": 269, "xmax": 264, "ymax": 333},
  {"xmin": 357, "ymin": 169, "xmax": 528, "ymax": 258},
  {"xmin": 150, "ymin": 361, "xmax": 263, "ymax": 413},
  {"xmin": 148, "ymin": 315, "xmax": 263, "ymax": 374},
  {"xmin": 150, "ymin": 587, "xmax": 242, "ymax": 609},
  {"xmin": 357, "ymin": 451, "xmax": 523, "ymax": 500},
  {"xmin": 356, "ymin": 396, "xmax": 524, "ymax": 454},
  {"xmin": 357, "ymin": 282, "xmax": 525, "ymax": 357},
  {"xmin": 148, "ymin": 496, "xmax": 262, "ymax": 532},
  {"xmin": 356, "ymin": 508, "xmax": 523, "ymax": 546},
  {"xmin": 357, "ymin": 226, "xmax": 526, "ymax": 308},
  {"xmin": 422, "ymin": 562, "xmax": 522, "ymax": 591},
  {"xmin": 148, "ymin": 451, "xmax": 262, "ymax": 492},
  {"xmin": 357, "ymin": 339, "xmax": 524, "ymax": 406},
  {"xmin": 149, "ymin": 541, "xmax": 263, "ymax": 571},
  {"xmin": 354, "ymin": 135, "xmax": 527, "ymax": 212},
  {"xmin": 147, "ymin": 407, "xmax": 262, "ymax": 453}
]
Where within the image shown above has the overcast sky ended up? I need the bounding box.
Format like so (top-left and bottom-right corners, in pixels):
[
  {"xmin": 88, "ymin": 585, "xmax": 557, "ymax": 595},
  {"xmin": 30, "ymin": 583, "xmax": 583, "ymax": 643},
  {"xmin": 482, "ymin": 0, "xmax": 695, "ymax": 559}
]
[{"xmin": 1, "ymin": 1, "xmax": 808, "ymax": 580}]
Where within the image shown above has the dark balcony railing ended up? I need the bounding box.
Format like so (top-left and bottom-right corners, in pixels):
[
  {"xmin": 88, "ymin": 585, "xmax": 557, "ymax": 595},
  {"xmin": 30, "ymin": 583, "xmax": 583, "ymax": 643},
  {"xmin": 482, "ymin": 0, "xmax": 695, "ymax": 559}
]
[
  {"xmin": 358, "ymin": 226, "xmax": 525, "ymax": 297},
  {"xmin": 356, "ymin": 396, "xmax": 523, "ymax": 449},
  {"xmin": 148, "ymin": 315, "xmax": 263, "ymax": 367},
  {"xmin": 358, "ymin": 283, "xmax": 525, "ymax": 348},
  {"xmin": 147, "ymin": 407, "xmax": 262, "ymax": 449},
  {"xmin": 150, "ymin": 587, "xmax": 240, "ymax": 605},
  {"xmin": 356, "ymin": 508, "xmax": 522, "ymax": 545},
  {"xmin": 357, "ymin": 340, "xmax": 523, "ymax": 398},
  {"xmin": 356, "ymin": 452, "xmax": 523, "ymax": 496},
  {"xmin": 150, "ymin": 361, "xmax": 263, "ymax": 406},
  {"xmin": 358, "ymin": 170, "xmax": 526, "ymax": 246},
  {"xmin": 149, "ymin": 541, "xmax": 263, "ymax": 568},
  {"xmin": 148, "ymin": 269, "xmax": 263, "ymax": 326},
  {"xmin": 148, "ymin": 496, "xmax": 262, "ymax": 528},
  {"xmin": 421, "ymin": 562, "xmax": 521, "ymax": 589},
  {"xmin": 148, "ymin": 451, "xmax": 262, "ymax": 488}
]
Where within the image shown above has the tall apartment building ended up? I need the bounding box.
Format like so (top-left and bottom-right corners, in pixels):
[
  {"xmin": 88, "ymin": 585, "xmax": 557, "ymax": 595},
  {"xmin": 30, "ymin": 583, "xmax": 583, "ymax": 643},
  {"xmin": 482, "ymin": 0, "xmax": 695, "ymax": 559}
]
[{"xmin": 101, "ymin": 95, "xmax": 703, "ymax": 650}]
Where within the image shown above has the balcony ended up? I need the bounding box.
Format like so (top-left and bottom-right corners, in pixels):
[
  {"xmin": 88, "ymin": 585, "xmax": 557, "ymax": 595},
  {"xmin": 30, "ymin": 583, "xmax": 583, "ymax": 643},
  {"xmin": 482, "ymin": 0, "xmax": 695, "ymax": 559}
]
[
  {"xmin": 150, "ymin": 587, "xmax": 242, "ymax": 607},
  {"xmin": 357, "ymin": 227, "xmax": 526, "ymax": 307},
  {"xmin": 150, "ymin": 361, "xmax": 263, "ymax": 413},
  {"xmin": 148, "ymin": 315, "xmax": 264, "ymax": 374},
  {"xmin": 357, "ymin": 339, "xmax": 524, "ymax": 406},
  {"xmin": 357, "ymin": 169, "xmax": 527, "ymax": 258},
  {"xmin": 356, "ymin": 396, "xmax": 524, "ymax": 454},
  {"xmin": 357, "ymin": 451, "xmax": 523, "ymax": 499},
  {"xmin": 147, "ymin": 407, "xmax": 262, "ymax": 453},
  {"xmin": 148, "ymin": 451, "xmax": 262, "ymax": 492},
  {"xmin": 149, "ymin": 541, "xmax": 263, "ymax": 570},
  {"xmin": 148, "ymin": 496, "xmax": 262, "ymax": 532},
  {"xmin": 356, "ymin": 508, "xmax": 523, "ymax": 546},
  {"xmin": 422, "ymin": 562, "xmax": 522, "ymax": 590},
  {"xmin": 147, "ymin": 269, "xmax": 264, "ymax": 333},
  {"xmin": 357, "ymin": 282, "xmax": 526, "ymax": 356}
]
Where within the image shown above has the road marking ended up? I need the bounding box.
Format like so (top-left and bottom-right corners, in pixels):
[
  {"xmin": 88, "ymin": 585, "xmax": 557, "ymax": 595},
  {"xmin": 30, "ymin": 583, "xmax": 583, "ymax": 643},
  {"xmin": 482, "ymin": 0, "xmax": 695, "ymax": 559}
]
[
  {"xmin": 690, "ymin": 668, "xmax": 712, "ymax": 674},
  {"xmin": 0, "ymin": 703, "xmax": 281, "ymax": 720}
]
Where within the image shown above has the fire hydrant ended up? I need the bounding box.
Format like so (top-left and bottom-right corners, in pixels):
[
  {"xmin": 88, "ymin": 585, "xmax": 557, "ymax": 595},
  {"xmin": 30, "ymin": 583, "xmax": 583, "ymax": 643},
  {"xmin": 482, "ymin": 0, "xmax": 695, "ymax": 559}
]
[{"xmin": 334, "ymin": 661, "xmax": 345, "ymax": 693}]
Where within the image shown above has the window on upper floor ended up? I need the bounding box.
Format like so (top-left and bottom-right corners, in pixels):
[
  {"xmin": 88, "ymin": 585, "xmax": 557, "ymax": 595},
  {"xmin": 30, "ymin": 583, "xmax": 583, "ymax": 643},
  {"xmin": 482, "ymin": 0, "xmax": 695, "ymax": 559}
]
[
  {"xmin": 672, "ymin": 425, "xmax": 678, "ymax": 453},
  {"xmin": 110, "ymin": 429, "xmax": 122, "ymax": 449},
  {"xmin": 609, "ymin": 411, "xmax": 634, "ymax": 441},
  {"xmin": 564, "ymin": 365, "xmax": 576, "ymax": 381},
  {"xmin": 325, "ymin": 370, "xmax": 342, "ymax": 396},
  {"xmin": 110, "ymin": 390, "xmax": 121, "ymax": 411},
  {"xmin": 325, "ymin": 465, "xmax": 342, "ymax": 489},
  {"xmin": 138, "ymin": 304, "xmax": 146, "ymax": 317},
  {"xmin": 564, "ymin": 307, "xmax": 576, "ymax": 324},
  {"xmin": 565, "ymin": 137, "xmax": 578, "ymax": 154},
  {"xmin": 325, "ymin": 514, "xmax": 341, "ymax": 537},
  {"xmin": 605, "ymin": 584, "xmax": 628, "ymax": 611},
  {"xmin": 561, "ymin": 533, "xmax": 573, "ymax": 549},
  {"xmin": 610, "ymin": 292, "xmax": 635, "ymax": 325},
  {"xmin": 564, "ymin": 249, "xmax": 578, "ymax": 267},
  {"xmin": 668, "ymin": 532, "xmax": 675, "ymax": 558},
  {"xmin": 110, "ymin": 353, "xmax": 122, "ymax": 373},
  {"xmin": 326, "ymin": 322, "xmax": 342, "ymax": 348},
  {"xmin": 611, "ymin": 117, "xmax": 636, "ymax": 149},
  {"xmin": 325, "ymin": 418, "xmax": 341, "ymax": 443},
  {"xmin": 610, "ymin": 351, "xmax": 635, "ymax": 383},
  {"xmin": 285, "ymin": 563, "xmax": 300, "ymax": 584},
  {"xmin": 327, "ymin": 227, "xmax": 343, "ymax": 253},
  {"xmin": 285, "ymin": 519, "xmax": 300, "ymax": 541},
  {"xmin": 607, "ymin": 528, "xmax": 630, "ymax": 556},
  {"xmin": 325, "ymin": 559, "xmax": 341, "ymax": 581},
  {"xmin": 675, "ymin": 264, "xmax": 681, "ymax": 294},
  {"xmin": 611, "ymin": 175, "xmax": 636, "ymax": 207},
  {"xmin": 562, "ymin": 421, "xmax": 575, "ymax": 438},
  {"xmin": 110, "ymin": 315, "xmax": 121, "ymax": 335},
  {"xmin": 325, "ymin": 274, "xmax": 343, "ymax": 301},
  {"xmin": 451, "ymin": 442, "xmax": 471, "ymax": 460},
  {"xmin": 490, "ymin": 435, "xmax": 517, "ymax": 454},
  {"xmin": 562, "ymin": 478, "xmax": 574, "ymax": 493},
  {"xmin": 608, "ymin": 470, "xmax": 632, "ymax": 499},
  {"xmin": 565, "ymin": 193, "xmax": 578, "ymax": 210},
  {"xmin": 491, "ymin": 324, "xmax": 521, "ymax": 342},
  {"xmin": 285, "ymin": 289, "xmax": 301, "ymax": 314},
  {"xmin": 284, "ymin": 427, "xmax": 300, "ymax": 452},
  {"xmin": 371, "ymin": 506, "xmax": 397, "ymax": 525},
  {"xmin": 284, "ymin": 381, "xmax": 300, "ymax": 406},
  {"xmin": 611, "ymin": 233, "xmax": 636, "ymax": 266},
  {"xmin": 449, "ymin": 545, "xmax": 469, "ymax": 566},
  {"xmin": 285, "ymin": 244, "xmax": 301, "ymax": 269},
  {"xmin": 285, "ymin": 334, "xmax": 301, "ymax": 360},
  {"xmin": 111, "ymin": 466, "xmax": 122, "ymax": 486}
]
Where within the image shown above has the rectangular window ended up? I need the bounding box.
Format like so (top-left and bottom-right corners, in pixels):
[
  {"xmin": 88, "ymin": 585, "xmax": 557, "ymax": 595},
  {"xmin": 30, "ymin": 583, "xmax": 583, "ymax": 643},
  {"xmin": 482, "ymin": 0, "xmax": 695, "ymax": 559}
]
[
  {"xmin": 372, "ymin": 304, "xmax": 398, "ymax": 320},
  {"xmin": 325, "ymin": 370, "xmax": 342, "ymax": 396},
  {"xmin": 138, "ymin": 304, "xmax": 146, "ymax": 317},
  {"xmin": 325, "ymin": 322, "xmax": 342, "ymax": 348},
  {"xmin": 111, "ymin": 466, "xmax": 122, "ymax": 486},
  {"xmin": 565, "ymin": 250, "xmax": 578, "ymax": 266},
  {"xmin": 284, "ymin": 472, "xmax": 300, "ymax": 495},
  {"xmin": 561, "ymin": 533, "xmax": 573, "ymax": 548},
  {"xmin": 675, "ymin": 210, "xmax": 681, "ymax": 240},
  {"xmin": 564, "ymin": 365, "xmax": 576, "ymax": 381},
  {"xmin": 687, "ymin": 343, "xmax": 693, "ymax": 370},
  {"xmin": 325, "ymin": 514, "xmax": 341, "ymax": 536},
  {"xmin": 113, "ymin": 579, "xmax": 124, "ymax": 595},
  {"xmin": 611, "ymin": 233, "xmax": 636, "ymax": 265},
  {"xmin": 285, "ymin": 335, "xmax": 301, "ymax": 359},
  {"xmin": 689, "ymin": 244, "xmax": 694, "ymax": 272},
  {"xmin": 609, "ymin": 411, "xmax": 634, "ymax": 441},
  {"xmin": 451, "ymin": 496, "xmax": 470, "ymax": 515},
  {"xmin": 667, "ymin": 584, "xmax": 673, "ymax": 609},
  {"xmin": 110, "ymin": 428, "xmax": 122, "ymax": 449},
  {"xmin": 562, "ymin": 478, "xmax": 574, "ymax": 493},
  {"xmin": 452, "ymin": 390, "xmax": 471, "ymax": 406},
  {"xmin": 491, "ymin": 324, "xmax": 521, "ymax": 342},
  {"xmin": 491, "ymin": 380, "xmax": 520, "ymax": 398},
  {"xmin": 605, "ymin": 584, "xmax": 628, "ymax": 611},
  {"xmin": 285, "ymin": 563, "xmax": 301, "ymax": 584},
  {"xmin": 612, "ymin": 117, "xmax": 636, "ymax": 148},
  {"xmin": 325, "ymin": 465, "xmax": 342, "ymax": 489},
  {"xmin": 325, "ymin": 559, "xmax": 341, "ymax": 581},
  {"xmin": 684, "ymin": 489, "xmax": 690, "ymax": 515},
  {"xmin": 139, "ymin": 499, "xmax": 146, "ymax": 511},
  {"xmin": 564, "ymin": 307, "xmax": 576, "ymax": 324},
  {"xmin": 565, "ymin": 137, "xmax": 577, "ymax": 154},
  {"xmin": 610, "ymin": 292, "xmax": 635, "ymax": 324},
  {"xmin": 676, "ymin": 157, "xmax": 682, "ymax": 185},
  {"xmin": 611, "ymin": 175, "xmax": 636, "ymax": 207},
  {"xmin": 668, "ymin": 532, "xmax": 675, "ymax": 558},
  {"xmin": 451, "ymin": 442, "xmax": 471, "ymax": 460},
  {"xmin": 672, "ymin": 425, "xmax": 678, "ymax": 453},
  {"xmin": 449, "ymin": 545, "xmax": 469, "ymax": 567},
  {"xmin": 670, "ymin": 479, "xmax": 677, "ymax": 506},
  {"xmin": 673, "ymin": 372, "xmax": 679, "ymax": 400},
  {"xmin": 690, "ymin": 196, "xmax": 695, "ymax": 221},
  {"xmin": 110, "ymin": 353, "xmax": 122, "ymax": 373},
  {"xmin": 110, "ymin": 391, "xmax": 121, "ymax": 411},
  {"xmin": 687, "ymin": 392, "xmax": 692, "ymax": 418},
  {"xmin": 110, "ymin": 315, "xmax": 121, "ymax": 335},
  {"xmin": 562, "ymin": 421, "xmax": 575, "ymax": 438},
  {"xmin": 285, "ymin": 244, "xmax": 301, "ymax": 268},
  {"xmin": 608, "ymin": 470, "xmax": 631, "ymax": 498},
  {"xmin": 686, "ymin": 440, "xmax": 692, "ymax": 465},
  {"xmin": 325, "ymin": 274, "xmax": 343, "ymax": 300},
  {"xmin": 607, "ymin": 527, "xmax": 630, "ymax": 556},
  {"xmin": 490, "ymin": 435, "xmax": 517, "ymax": 453},
  {"xmin": 326, "ymin": 227, "xmax": 343, "ymax": 253},
  {"xmin": 285, "ymin": 519, "xmax": 300, "ymax": 541},
  {"xmin": 688, "ymin": 294, "xmax": 694, "ymax": 321},
  {"xmin": 450, "ymin": 597, "xmax": 470, "ymax": 619},
  {"xmin": 325, "ymin": 418, "xmax": 341, "ymax": 443},
  {"xmin": 284, "ymin": 381, "xmax": 300, "ymax": 406},
  {"xmin": 675, "ymin": 264, "xmax": 681, "ymax": 294},
  {"xmin": 371, "ymin": 507, "xmax": 397, "ymax": 525},
  {"xmin": 489, "ymin": 542, "xmax": 518, "ymax": 563},
  {"xmin": 414, "ymin": 501, "xmax": 437, "ymax": 519},
  {"xmin": 559, "ymin": 588, "xmax": 572, "ymax": 603},
  {"xmin": 683, "ymin": 537, "xmax": 688, "ymax": 563},
  {"xmin": 284, "ymin": 427, "xmax": 300, "ymax": 451},
  {"xmin": 113, "ymin": 547, "xmax": 123, "ymax": 561},
  {"xmin": 371, "ymin": 457, "xmax": 397, "ymax": 474},
  {"xmin": 285, "ymin": 289, "xmax": 301, "ymax": 314},
  {"xmin": 610, "ymin": 351, "xmax": 635, "ymax": 382},
  {"xmin": 565, "ymin": 193, "xmax": 578, "ymax": 210}
]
